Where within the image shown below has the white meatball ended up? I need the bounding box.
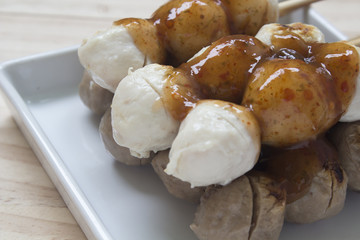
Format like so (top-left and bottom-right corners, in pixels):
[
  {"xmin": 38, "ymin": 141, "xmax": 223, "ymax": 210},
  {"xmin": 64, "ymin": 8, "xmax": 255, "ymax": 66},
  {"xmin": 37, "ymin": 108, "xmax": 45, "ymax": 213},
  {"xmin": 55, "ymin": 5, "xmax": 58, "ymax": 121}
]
[
  {"xmin": 165, "ymin": 100, "xmax": 261, "ymax": 187},
  {"xmin": 111, "ymin": 64, "xmax": 180, "ymax": 158},
  {"xmin": 78, "ymin": 25, "xmax": 151, "ymax": 93},
  {"xmin": 340, "ymin": 46, "xmax": 360, "ymax": 122},
  {"xmin": 255, "ymin": 22, "xmax": 325, "ymax": 46}
]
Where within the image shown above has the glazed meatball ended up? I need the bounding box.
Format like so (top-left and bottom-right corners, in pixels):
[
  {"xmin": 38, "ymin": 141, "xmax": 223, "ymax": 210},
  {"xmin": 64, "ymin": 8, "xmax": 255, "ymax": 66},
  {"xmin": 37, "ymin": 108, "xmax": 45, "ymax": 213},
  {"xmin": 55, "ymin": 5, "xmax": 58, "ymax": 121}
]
[
  {"xmin": 242, "ymin": 59, "xmax": 341, "ymax": 147},
  {"xmin": 152, "ymin": 0, "xmax": 230, "ymax": 64}
]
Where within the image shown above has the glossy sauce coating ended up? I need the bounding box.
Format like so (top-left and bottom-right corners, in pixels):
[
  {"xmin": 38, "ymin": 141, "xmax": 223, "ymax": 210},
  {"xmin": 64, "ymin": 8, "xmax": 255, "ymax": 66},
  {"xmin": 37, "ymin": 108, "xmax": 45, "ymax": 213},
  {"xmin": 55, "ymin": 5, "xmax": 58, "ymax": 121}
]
[
  {"xmin": 242, "ymin": 30, "xmax": 358, "ymax": 146},
  {"xmin": 112, "ymin": 0, "xmax": 278, "ymax": 66},
  {"xmin": 270, "ymin": 30, "xmax": 360, "ymax": 112},
  {"xmin": 162, "ymin": 31, "xmax": 359, "ymax": 146},
  {"xmin": 219, "ymin": 0, "xmax": 278, "ymax": 35},
  {"xmin": 312, "ymin": 42, "xmax": 360, "ymax": 113},
  {"xmin": 162, "ymin": 34, "xmax": 271, "ymax": 121},
  {"xmin": 269, "ymin": 30, "xmax": 310, "ymax": 57},
  {"xmin": 113, "ymin": 18, "xmax": 166, "ymax": 64},
  {"xmin": 163, "ymin": 69, "xmax": 202, "ymax": 121},
  {"xmin": 258, "ymin": 138, "xmax": 343, "ymax": 203},
  {"xmin": 242, "ymin": 58, "xmax": 341, "ymax": 146},
  {"xmin": 181, "ymin": 35, "xmax": 271, "ymax": 103},
  {"xmin": 151, "ymin": 0, "xmax": 230, "ymax": 65}
]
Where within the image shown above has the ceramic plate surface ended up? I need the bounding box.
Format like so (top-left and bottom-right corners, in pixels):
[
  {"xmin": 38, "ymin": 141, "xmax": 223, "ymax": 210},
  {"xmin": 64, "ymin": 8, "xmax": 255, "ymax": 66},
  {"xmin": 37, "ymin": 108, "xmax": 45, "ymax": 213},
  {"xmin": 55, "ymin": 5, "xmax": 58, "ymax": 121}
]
[{"xmin": 1, "ymin": 8, "xmax": 359, "ymax": 240}]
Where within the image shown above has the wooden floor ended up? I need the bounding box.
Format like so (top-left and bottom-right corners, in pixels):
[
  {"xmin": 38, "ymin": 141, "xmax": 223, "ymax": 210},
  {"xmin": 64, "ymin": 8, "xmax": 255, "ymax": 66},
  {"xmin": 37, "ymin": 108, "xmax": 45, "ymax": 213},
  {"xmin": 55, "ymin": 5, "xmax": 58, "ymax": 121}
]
[{"xmin": 0, "ymin": 0, "xmax": 359, "ymax": 239}]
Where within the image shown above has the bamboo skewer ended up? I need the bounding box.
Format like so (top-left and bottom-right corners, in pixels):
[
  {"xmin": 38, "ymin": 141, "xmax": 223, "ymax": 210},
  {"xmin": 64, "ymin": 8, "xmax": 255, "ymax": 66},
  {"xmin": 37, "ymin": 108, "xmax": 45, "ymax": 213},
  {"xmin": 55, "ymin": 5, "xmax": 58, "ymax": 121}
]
[
  {"xmin": 279, "ymin": 0, "xmax": 323, "ymax": 17},
  {"xmin": 347, "ymin": 37, "xmax": 360, "ymax": 47}
]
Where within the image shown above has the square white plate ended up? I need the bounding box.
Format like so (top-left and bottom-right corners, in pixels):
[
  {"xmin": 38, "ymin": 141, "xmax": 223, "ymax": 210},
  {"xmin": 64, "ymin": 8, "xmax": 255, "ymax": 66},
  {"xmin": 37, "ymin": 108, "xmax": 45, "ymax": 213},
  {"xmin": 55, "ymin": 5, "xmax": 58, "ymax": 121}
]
[{"xmin": 1, "ymin": 8, "xmax": 360, "ymax": 240}]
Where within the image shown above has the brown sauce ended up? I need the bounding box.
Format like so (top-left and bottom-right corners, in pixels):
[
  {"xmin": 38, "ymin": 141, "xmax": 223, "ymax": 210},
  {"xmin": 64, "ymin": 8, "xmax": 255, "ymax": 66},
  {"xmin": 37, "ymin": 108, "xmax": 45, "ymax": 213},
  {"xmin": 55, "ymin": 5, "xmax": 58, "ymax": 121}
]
[
  {"xmin": 150, "ymin": 0, "xmax": 230, "ymax": 65},
  {"xmin": 269, "ymin": 28, "xmax": 359, "ymax": 115},
  {"xmin": 114, "ymin": 12, "xmax": 359, "ymax": 146},
  {"xmin": 115, "ymin": 0, "xmax": 277, "ymax": 65},
  {"xmin": 111, "ymin": 6, "xmax": 355, "ymax": 203},
  {"xmin": 257, "ymin": 138, "xmax": 342, "ymax": 203},
  {"xmin": 148, "ymin": 0, "xmax": 277, "ymax": 65},
  {"xmin": 113, "ymin": 18, "xmax": 166, "ymax": 64},
  {"xmin": 242, "ymin": 57, "xmax": 342, "ymax": 146},
  {"xmin": 218, "ymin": 0, "xmax": 277, "ymax": 36},
  {"xmin": 161, "ymin": 32, "xmax": 359, "ymax": 126},
  {"xmin": 162, "ymin": 69, "xmax": 202, "ymax": 121},
  {"xmin": 312, "ymin": 42, "xmax": 360, "ymax": 112},
  {"xmin": 180, "ymin": 35, "xmax": 271, "ymax": 103}
]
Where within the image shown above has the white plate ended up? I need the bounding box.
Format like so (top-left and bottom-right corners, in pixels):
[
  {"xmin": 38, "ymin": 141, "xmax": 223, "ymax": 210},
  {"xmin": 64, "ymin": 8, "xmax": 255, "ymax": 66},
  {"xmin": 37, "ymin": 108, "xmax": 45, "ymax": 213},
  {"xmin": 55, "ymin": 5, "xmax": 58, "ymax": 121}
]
[{"xmin": 1, "ymin": 8, "xmax": 360, "ymax": 240}]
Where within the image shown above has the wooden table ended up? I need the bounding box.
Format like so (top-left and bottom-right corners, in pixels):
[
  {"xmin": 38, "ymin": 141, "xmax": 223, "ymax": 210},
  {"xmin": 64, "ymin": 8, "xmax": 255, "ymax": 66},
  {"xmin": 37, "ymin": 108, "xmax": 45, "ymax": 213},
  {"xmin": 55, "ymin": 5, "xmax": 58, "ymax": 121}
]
[{"xmin": 0, "ymin": 0, "xmax": 359, "ymax": 239}]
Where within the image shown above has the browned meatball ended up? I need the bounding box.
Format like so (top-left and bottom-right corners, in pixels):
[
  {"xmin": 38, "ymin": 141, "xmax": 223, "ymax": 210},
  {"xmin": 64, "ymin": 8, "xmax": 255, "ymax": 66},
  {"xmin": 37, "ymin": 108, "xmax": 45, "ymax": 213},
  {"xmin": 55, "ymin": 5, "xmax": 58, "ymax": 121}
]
[
  {"xmin": 151, "ymin": 150, "xmax": 205, "ymax": 203},
  {"xmin": 328, "ymin": 121, "xmax": 360, "ymax": 191},
  {"xmin": 152, "ymin": 0, "xmax": 230, "ymax": 64},
  {"xmin": 190, "ymin": 176, "xmax": 253, "ymax": 240},
  {"xmin": 221, "ymin": 0, "xmax": 279, "ymax": 35},
  {"xmin": 313, "ymin": 42, "xmax": 360, "ymax": 114},
  {"xmin": 190, "ymin": 173, "xmax": 285, "ymax": 240},
  {"xmin": 99, "ymin": 108, "xmax": 152, "ymax": 166},
  {"xmin": 242, "ymin": 59, "xmax": 341, "ymax": 147},
  {"xmin": 181, "ymin": 35, "xmax": 271, "ymax": 103},
  {"xmin": 113, "ymin": 18, "xmax": 166, "ymax": 65},
  {"xmin": 247, "ymin": 172, "xmax": 286, "ymax": 240},
  {"xmin": 79, "ymin": 70, "xmax": 113, "ymax": 115}
]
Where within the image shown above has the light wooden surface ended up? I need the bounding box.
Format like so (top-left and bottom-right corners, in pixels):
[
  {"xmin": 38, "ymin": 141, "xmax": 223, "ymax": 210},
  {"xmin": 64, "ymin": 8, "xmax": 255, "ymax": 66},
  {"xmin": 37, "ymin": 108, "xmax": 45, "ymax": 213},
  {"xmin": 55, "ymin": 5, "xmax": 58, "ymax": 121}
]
[{"xmin": 0, "ymin": 0, "xmax": 359, "ymax": 239}]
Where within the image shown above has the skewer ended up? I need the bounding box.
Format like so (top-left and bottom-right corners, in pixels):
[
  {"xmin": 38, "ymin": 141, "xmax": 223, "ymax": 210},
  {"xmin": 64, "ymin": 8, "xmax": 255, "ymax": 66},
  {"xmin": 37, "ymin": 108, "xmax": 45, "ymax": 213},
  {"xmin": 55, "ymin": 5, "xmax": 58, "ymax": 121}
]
[
  {"xmin": 78, "ymin": 0, "xmax": 327, "ymax": 93},
  {"xmin": 279, "ymin": 0, "xmax": 323, "ymax": 17},
  {"xmin": 347, "ymin": 36, "xmax": 360, "ymax": 47}
]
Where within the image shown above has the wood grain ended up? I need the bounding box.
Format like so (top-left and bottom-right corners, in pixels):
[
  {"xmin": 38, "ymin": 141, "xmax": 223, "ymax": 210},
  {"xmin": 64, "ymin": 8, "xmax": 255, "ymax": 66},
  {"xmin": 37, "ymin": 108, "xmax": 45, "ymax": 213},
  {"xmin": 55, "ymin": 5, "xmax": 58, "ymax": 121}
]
[{"xmin": 0, "ymin": 0, "xmax": 359, "ymax": 239}]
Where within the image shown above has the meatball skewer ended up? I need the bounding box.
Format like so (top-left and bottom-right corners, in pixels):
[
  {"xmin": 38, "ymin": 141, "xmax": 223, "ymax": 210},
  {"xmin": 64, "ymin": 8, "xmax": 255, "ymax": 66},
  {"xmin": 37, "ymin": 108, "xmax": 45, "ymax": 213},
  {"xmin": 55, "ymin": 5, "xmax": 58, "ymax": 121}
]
[
  {"xmin": 78, "ymin": 0, "xmax": 322, "ymax": 93},
  {"xmin": 111, "ymin": 23, "xmax": 359, "ymax": 179}
]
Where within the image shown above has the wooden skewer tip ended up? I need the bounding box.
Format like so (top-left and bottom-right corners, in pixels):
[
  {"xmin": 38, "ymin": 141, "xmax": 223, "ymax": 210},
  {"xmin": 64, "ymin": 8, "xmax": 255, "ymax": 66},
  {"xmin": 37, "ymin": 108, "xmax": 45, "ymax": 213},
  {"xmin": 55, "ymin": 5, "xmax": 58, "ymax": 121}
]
[
  {"xmin": 347, "ymin": 37, "xmax": 360, "ymax": 47},
  {"xmin": 279, "ymin": 0, "xmax": 323, "ymax": 17}
]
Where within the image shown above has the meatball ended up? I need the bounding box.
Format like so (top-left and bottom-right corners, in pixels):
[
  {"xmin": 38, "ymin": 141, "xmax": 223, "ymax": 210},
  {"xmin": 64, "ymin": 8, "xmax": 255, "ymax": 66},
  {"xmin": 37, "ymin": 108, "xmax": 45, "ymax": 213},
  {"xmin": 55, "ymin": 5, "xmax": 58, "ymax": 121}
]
[
  {"xmin": 328, "ymin": 121, "xmax": 360, "ymax": 191},
  {"xmin": 260, "ymin": 139, "xmax": 348, "ymax": 224},
  {"xmin": 151, "ymin": 150, "xmax": 205, "ymax": 203},
  {"xmin": 166, "ymin": 100, "xmax": 261, "ymax": 187},
  {"xmin": 255, "ymin": 22, "xmax": 325, "ymax": 47},
  {"xmin": 111, "ymin": 64, "xmax": 180, "ymax": 158},
  {"xmin": 313, "ymin": 42, "xmax": 360, "ymax": 114},
  {"xmin": 222, "ymin": 0, "xmax": 279, "ymax": 36},
  {"xmin": 78, "ymin": 18, "xmax": 165, "ymax": 92},
  {"xmin": 181, "ymin": 35, "xmax": 271, "ymax": 103},
  {"xmin": 242, "ymin": 58, "xmax": 341, "ymax": 147},
  {"xmin": 99, "ymin": 109, "xmax": 152, "ymax": 165},
  {"xmin": 78, "ymin": 70, "xmax": 113, "ymax": 115},
  {"xmin": 190, "ymin": 176, "xmax": 253, "ymax": 240},
  {"xmin": 152, "ymin": 0, "xmax": 229, "ymax": 64},
  {"xmin": 190, "ymin": 173, "xmax": 285, "ymax": 240}
]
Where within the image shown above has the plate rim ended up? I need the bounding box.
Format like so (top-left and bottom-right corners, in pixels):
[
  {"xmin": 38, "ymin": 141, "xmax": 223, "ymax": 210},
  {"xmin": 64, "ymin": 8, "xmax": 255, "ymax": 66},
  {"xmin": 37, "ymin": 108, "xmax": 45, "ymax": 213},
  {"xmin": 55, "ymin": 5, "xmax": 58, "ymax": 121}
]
[{"xmin": 0, "ymin": 46, "xmax": 113, "ymax": 240}]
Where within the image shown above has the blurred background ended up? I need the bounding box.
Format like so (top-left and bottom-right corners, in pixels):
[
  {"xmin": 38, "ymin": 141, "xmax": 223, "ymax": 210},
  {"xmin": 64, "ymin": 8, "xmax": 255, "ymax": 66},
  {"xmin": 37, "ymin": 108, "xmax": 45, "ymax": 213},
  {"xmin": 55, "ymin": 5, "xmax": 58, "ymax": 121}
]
[{"xmin": 0, "ymin": 0, "xmax": 359, "ymax": 62}]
